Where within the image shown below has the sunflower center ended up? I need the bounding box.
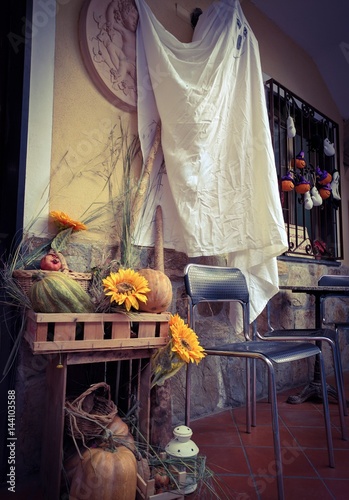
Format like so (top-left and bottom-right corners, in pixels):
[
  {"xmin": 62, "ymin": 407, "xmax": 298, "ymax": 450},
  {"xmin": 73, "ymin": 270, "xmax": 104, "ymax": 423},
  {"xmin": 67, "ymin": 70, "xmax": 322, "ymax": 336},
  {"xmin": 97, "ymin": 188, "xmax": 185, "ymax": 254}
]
[
  {"xmin": 116, "ymin": 282, "xmax": 135, "ymax": 294},
  {"xmin": 181, "ymin": 339, "xmax": 191, "ymax": 350}
]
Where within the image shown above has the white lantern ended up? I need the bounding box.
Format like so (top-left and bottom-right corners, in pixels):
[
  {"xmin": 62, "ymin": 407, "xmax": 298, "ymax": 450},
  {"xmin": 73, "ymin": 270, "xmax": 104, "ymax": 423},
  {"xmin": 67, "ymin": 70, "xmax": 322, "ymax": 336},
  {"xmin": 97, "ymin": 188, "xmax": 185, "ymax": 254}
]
[{"xmin": 165, "ymin": 425, "xmax": 199, "ymax": 494}]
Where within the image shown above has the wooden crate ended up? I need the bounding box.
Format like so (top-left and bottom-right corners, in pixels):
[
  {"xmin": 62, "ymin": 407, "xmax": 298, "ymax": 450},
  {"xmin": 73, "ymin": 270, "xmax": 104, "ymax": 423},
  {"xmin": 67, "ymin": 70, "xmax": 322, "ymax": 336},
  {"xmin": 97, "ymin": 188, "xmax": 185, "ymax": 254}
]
[
  {"xmin": 137, "ymin": 453, "xmax": 186, "ymax": 500},
  {"xmin": 24, "ymin": 309, "xmax": 170, "ymax": 354},
  {"xmin": 136, "ymin": 472, "xmax": 185, "ymax": 500}
]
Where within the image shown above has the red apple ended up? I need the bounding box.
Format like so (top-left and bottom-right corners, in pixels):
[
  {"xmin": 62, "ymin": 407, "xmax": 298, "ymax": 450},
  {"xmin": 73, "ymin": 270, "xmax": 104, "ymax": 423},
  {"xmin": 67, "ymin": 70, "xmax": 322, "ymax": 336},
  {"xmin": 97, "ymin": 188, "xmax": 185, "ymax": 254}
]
[{"xmin": 154, "ymin": 467, "xmax": 170, "ymax": 491}]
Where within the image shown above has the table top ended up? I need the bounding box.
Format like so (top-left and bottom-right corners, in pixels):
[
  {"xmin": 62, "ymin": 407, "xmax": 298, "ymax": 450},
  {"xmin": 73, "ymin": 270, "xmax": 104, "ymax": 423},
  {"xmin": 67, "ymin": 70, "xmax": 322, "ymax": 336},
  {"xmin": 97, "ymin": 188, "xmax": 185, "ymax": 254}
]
[{"xmin": 279, "ymin": 285, "xmax": 349, "ymax": 294}]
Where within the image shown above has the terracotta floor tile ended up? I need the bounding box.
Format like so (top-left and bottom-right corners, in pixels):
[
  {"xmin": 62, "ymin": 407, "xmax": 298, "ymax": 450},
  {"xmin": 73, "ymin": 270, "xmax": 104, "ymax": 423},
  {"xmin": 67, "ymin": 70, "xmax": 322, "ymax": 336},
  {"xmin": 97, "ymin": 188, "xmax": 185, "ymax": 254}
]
[
  {"xmin": 191, "ymin": 474, "xmax": 258, "ymax": 500},
  {"xmin": 282, "ymin": 477, "xmax": 334, "ymax": 500},
  {"xmin": 197, "ymin": 444, "xmax": 251, "ymax": 475},
  {"xmin": 252, "ymin": 478, "xmax": 279, "ymax": 500},
  {"xmin": 331, "ymin": 434, "xmax": 349, "ymax": 450},
  {"xmin": 238, "ymin": 423, "xmax": 295, "ymax": 448},
  {"xmin": 191, "ymin": 409, "xmax": 235, "ymax": 428},
  {"xmin": 244, "ymin": 444, "xmax": 317, "ymax": 478},
  {"xmin": 278, "ymin": 407, "xmax": 330, "ymax": 427},
  {"xmin": 323, "ymin": 478, "xmax": 349, "ymax": 499},
  {"xmin": 304, "ymin": 448, "xmax": 349, "ymax": 479},
  {"xmin": 287, "ymin": 425, "xmax": 335, "ymax": 449},
  {"xmin": 190, "ymin": 410, "xmax": 241, "ymax": 447}
]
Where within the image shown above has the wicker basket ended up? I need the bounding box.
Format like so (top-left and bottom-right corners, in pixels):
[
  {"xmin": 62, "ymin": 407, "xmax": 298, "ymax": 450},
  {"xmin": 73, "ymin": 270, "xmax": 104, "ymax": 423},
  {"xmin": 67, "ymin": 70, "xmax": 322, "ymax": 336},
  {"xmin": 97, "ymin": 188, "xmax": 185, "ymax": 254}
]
[
  {"xmin": 65, "ymin": 382, "xmax": 118, "ymax": 441},
  {"xmin": 12, "ymin": 269, "xmax": 91, "ymax": 294}
]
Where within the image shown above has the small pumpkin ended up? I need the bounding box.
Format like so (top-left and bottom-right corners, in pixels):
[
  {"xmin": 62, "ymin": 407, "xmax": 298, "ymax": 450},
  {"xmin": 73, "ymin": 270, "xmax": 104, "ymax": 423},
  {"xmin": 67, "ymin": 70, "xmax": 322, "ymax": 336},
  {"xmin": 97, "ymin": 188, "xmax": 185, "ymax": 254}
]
[
  {"xmin": 106, "ymin": 415, "xmax": 129, "ymax": 437},
  {"xmin": 106, "ymin": 415, "xmax": 135, "ymax": 451},
  {"xmin": 316, "ymin": 166, "xmax": 332, "ymax": 185},
  {"xmin": 281, "ymin": 172, "xmax": 294, "ymax": 192},
  {"xmin": 319, "ymin": 184, "xmax": 332, "ymax": 199},
  {"xmin": 294, "ymin": 176, "xmax": 310, "ymax": 194},
  {"xmin": 28, "ymin": 272, "xmax": 94, "ymax": 313},
  {"xmin": 291, "ymin": 150, "xmax": 306, "ymax": 169},
  {"xmin": 68, "ymin": 446, "xmax": 137, "ymax": 500},
  {"xmin": 137, "ymin": 268, "xmax": 172, "ymax": 313}
]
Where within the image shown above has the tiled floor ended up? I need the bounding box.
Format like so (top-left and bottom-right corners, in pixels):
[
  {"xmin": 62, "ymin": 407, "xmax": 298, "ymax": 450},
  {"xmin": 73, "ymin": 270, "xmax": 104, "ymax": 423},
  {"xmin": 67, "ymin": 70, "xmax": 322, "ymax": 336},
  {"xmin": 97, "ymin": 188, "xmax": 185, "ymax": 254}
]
[
  {"xmin": 189, "ymin": 370, "xmax": 349, "ymax": 499},
  {"xmin": 1, "ymin": 371, "xmax": 348, "ymax": 499}
]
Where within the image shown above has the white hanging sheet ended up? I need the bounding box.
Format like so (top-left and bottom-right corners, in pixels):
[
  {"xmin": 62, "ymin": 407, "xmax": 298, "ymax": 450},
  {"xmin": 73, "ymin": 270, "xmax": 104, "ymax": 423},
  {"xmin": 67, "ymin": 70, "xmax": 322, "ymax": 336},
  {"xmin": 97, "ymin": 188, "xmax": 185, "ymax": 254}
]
[{"xmin": 134, "ymin": 0, "xmax": 288, "ymax": 322}]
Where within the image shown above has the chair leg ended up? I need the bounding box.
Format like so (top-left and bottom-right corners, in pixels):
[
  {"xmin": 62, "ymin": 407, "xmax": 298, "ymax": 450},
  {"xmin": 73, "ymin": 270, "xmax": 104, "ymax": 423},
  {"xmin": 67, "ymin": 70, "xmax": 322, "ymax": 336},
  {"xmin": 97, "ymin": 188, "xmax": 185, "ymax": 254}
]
[
  {"xmin": 251, "ymin": 322, "xmax": 257, "ymax": 427},
  {"xmin": 335, "ymin": 328, "xmax": 348, "ymax": 416},
  {"xmin": 318, "ymin": 351, "xmax": 335, "ymax": 467},
  {"xmin": 251, "ymin": 358, "xmax": 257, "ymax": 427},
  {"xmin": 266, "ymin": 360, "xmax": 285, "ymax": 500},
  {"xmin": 268, "ymin": 369, "xmax": 272, "ymax": 404},
  {"xmin": 245, "ymin": 358, "xmax": 251, "ymax": 433},
  {"xmin": 331, "ymin": 341, "xmax": 348, "ymax": 439}
]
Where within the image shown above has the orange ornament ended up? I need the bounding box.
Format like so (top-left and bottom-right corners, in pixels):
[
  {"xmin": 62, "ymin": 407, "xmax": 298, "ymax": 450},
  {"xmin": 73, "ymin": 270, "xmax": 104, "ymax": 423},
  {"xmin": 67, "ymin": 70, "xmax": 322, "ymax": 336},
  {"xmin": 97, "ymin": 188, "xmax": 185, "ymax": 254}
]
[
  {"xmin": 291, "ymin": 150, "xmax": 306, "ymax": 169},
  {"xmin": 319, "ymin": 185, "xmax": 332, "ymax": 199},
  {"xmin": 295, "ymin": 176, "xmax": 310, "ymax": 194},
  {"xmin": 281, "ymin": 172, "xmax": 294, "ymax": 192}
]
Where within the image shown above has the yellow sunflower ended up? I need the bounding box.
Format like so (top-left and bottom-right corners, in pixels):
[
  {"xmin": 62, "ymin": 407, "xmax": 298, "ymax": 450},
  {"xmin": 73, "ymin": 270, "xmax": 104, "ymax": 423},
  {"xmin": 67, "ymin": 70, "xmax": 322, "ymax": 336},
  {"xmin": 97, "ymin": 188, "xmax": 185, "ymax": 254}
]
[
  {"xmin": 50, "ymin": 211, "xmax": 87, "ymax": 231},
  {"xmin": 169, "ymin": 314, "xmax": 206, "ymax": 364},
  {"xmin": 151, "ymin": 341, "xmax": 185, "ymax": 388},
  {"xmin": 102, "ymin": 268, "xmax": 150, "ymax": 312}
]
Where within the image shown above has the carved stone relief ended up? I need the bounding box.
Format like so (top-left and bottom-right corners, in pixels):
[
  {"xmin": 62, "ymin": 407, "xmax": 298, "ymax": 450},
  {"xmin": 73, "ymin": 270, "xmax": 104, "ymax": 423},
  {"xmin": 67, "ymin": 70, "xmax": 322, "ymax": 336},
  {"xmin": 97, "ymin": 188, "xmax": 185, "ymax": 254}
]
[{"xmin": 79, "ymin": 0, "xmax": 138, "ymax": 112}]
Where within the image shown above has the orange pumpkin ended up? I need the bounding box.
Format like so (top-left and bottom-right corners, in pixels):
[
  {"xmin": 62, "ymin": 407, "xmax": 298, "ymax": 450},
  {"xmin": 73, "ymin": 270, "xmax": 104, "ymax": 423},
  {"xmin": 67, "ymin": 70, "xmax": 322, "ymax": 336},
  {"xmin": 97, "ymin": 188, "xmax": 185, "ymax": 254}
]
[
  {"xmin": 68, "ymin": 446, "xmax": 137, "ymax": 500},
  {"xmin": 137, "ymin": 268, "xmax": 172, "ymax": 313},
  {"xmin": 294, "ymin": 177, "xmax": 311, "ymax": 194},
  {"xmin": 295, "ymin": 183, "xmax": 310, "ymax": 194},
  {"xmin": 107, "ymin": 415, "xmax": 129, "ymax": 437},
  {"xmin": 291, "ymin": 150, "xmax": 306, "ymax": 169},
  {"xmin": 318, "ymin": 172, "xmax": 332, "ymax": 185},
  {"xmin": 106, "ymin": 415, "xmax": 135, "ymax": 451},
  {"xmin": 281, "ymin": 173, "xmax": 294, "ymax": 192},
  {"xmin": 319, "ymin": 186, "xmax": 332, "ymax": 199},
  {"xmin": 281, "ymin": 179, "xmax": 294, "ymax": 191},
  {"xmin": 291, "ymin": 157, "xmax": 306, "ymax": 169}
]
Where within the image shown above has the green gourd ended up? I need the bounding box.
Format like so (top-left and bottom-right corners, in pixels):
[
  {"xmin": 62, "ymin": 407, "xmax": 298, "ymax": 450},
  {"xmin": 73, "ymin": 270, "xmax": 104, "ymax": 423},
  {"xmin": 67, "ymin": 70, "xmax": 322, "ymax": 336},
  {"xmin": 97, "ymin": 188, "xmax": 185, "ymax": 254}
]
[{"xmin": 28, "ymin": 272, "xmax": 94, "ymax": 313}]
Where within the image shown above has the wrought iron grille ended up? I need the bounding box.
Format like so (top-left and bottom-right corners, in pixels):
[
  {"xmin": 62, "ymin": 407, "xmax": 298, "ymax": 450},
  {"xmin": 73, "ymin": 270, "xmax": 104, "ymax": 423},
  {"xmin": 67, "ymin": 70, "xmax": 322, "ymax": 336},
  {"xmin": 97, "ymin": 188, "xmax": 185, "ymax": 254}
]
[{"xmin": 265, "ymin": 79, "xmax": 343, "ymax": 260}]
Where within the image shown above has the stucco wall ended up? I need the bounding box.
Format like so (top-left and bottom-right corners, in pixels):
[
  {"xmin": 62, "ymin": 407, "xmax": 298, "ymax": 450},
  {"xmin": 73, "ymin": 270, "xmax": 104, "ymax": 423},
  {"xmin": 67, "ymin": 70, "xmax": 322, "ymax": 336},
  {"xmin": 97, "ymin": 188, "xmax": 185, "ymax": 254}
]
[{"xmin": 40, "ymin": 0, "xmax": 348, "ymax": 265}]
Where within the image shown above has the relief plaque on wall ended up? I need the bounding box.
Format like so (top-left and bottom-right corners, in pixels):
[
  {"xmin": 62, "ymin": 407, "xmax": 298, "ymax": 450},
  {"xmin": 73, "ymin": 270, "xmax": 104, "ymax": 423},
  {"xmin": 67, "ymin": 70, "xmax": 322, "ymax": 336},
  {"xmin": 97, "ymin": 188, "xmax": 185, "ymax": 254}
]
[{"xmin": 79, "ymin": 0, "xmax": 138, "ymax": 112}]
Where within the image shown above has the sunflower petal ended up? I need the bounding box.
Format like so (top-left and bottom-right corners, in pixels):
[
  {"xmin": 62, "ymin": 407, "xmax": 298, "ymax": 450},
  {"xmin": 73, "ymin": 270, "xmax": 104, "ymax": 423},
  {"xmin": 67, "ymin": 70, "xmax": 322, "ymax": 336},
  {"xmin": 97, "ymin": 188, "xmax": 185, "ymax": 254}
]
[{"xmin": 50, "ymin": 211, "xmax": 87, "ymax": 231}]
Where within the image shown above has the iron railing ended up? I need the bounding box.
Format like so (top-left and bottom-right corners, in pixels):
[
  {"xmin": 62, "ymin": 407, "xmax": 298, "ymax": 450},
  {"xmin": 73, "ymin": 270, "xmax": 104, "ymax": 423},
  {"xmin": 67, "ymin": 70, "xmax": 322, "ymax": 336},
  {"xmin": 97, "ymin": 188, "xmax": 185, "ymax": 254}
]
[{"xmin": 265, "ymin": 79, "xmax": 343, "ymax": 261}]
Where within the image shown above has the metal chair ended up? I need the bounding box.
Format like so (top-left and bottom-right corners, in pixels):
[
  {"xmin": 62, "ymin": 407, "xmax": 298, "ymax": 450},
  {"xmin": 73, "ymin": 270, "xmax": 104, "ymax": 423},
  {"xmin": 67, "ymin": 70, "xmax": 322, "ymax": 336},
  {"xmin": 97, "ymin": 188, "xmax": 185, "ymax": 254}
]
[
  {"xmin": 183, "ymin": 263, "xmax": 334, "ymax": 500},
  {"xmin": 318, "ymin": 274, "xmax": 349, "ymax": 416},
  {"xmin": 259, "ymin": 277, "xmax": 348, "ymax": 438}
]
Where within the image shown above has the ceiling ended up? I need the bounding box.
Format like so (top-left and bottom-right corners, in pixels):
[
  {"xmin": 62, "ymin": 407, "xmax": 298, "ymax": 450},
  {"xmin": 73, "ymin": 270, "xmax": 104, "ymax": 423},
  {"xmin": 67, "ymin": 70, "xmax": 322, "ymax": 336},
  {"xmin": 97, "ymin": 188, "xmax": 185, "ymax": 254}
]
[{"xmin": 250, "ymin": 0, "xmax": 349, "ymax": 122}]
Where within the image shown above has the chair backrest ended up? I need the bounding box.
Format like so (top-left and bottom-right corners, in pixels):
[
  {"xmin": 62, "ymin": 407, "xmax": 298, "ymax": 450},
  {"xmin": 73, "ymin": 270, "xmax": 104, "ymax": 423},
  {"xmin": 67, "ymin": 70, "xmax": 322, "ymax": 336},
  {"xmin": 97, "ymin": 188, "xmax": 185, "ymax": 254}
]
[
  {"xmin": 318, "ymin": 275, "xmax": 349, "ymax": 287},
  {"xmin": 183, "ymin": 263, "xmax": 250, "ymax": 338}
]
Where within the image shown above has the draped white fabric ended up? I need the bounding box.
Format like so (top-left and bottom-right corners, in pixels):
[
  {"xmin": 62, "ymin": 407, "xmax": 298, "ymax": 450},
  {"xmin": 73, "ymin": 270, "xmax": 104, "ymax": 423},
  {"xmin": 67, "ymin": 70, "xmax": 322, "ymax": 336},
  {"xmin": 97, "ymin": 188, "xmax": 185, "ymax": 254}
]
[{"xmin": 134, "ymin": 0, "xmax": 288, "ymax": 322}]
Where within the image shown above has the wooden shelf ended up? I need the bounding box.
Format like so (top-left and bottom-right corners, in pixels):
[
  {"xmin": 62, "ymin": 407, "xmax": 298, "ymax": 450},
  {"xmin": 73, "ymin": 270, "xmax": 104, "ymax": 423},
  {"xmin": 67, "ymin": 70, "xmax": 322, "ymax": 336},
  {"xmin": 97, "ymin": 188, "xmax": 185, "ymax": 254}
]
[
  {"xmin": 23, "ymin": 311, "xmax": 171, "ymax": 499},
  {"xmin": 25, "ymin": 310, "xmax": 170, "ymax": 354}
]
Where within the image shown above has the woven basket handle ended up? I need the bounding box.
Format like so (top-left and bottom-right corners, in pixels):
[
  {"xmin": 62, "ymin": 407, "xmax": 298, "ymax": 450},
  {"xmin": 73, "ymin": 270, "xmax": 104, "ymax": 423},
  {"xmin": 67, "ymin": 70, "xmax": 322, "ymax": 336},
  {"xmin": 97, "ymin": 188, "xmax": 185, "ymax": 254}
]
[{"xmin": 71, "ymin": 382, "xmax": 112, "ymax": 406}]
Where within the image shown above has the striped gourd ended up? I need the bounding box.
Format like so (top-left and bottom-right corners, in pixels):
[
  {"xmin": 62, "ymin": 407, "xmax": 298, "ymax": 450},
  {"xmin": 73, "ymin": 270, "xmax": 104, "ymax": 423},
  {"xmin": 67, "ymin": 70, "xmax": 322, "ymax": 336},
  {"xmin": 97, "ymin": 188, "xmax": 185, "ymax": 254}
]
[{"xmin": 28, "ymin": 272, "xmax": 94, "ymax": 313}]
